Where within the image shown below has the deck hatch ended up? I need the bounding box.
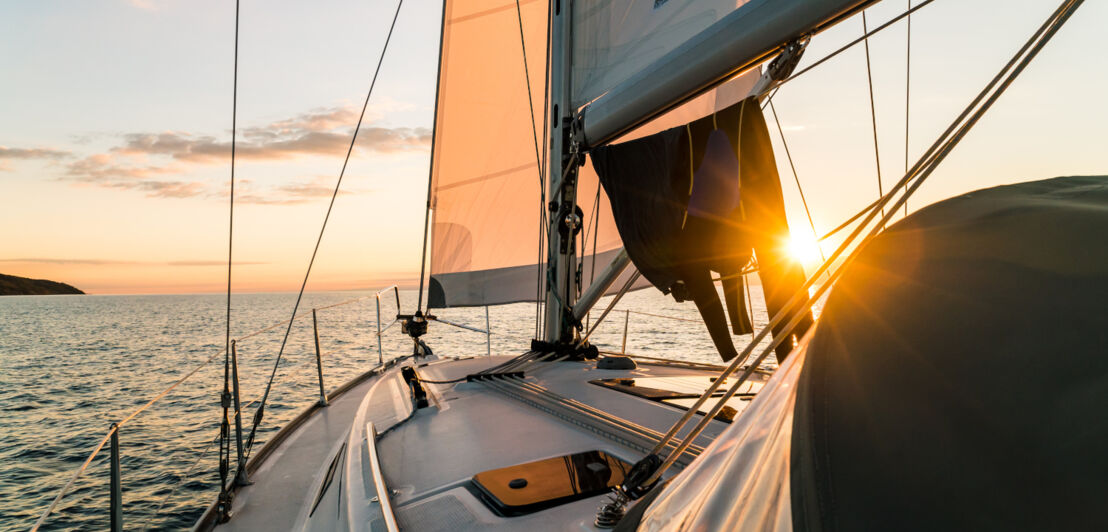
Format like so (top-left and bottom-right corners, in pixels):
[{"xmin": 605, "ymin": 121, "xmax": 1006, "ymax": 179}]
[{"xmin": 471, "ymin": 450, "xmax": 630, "ymax": 516}]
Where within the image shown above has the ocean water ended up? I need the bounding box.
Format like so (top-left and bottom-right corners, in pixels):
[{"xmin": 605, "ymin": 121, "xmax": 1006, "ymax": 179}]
[{"xmin": 0, "ymin": 287, "xmax": 777, "ymax": 531}]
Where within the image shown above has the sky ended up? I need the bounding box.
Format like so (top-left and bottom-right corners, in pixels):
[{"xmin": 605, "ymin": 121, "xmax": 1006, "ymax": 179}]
[{"xmin": 1, "ymin": 0, "xmax": 1105, "ymax": 294}]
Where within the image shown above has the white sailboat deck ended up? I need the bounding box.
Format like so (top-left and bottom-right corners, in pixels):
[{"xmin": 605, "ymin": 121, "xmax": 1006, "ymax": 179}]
[{"xmin": 215, "ymin": 353, "xmax": 761, "ymax": 531}]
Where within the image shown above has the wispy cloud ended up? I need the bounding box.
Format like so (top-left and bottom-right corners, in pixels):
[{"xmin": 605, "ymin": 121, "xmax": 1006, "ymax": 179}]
[
  {"xmin": 0, "ymin": 258, "xmax": 140, "ymax": 265},
  {"xmin": 61, "ymin": 104, "xmax": 427, "ymax": 200},
  {"xmin": 0, "ymin": 146, "xmax": 72, "ymax": 171},
  {"xmin": 0, "ymin": 257, "xmax": 267, "ymax": 266},
  {"xmin": 0, "ymin": 146, "xmax": 71, "ymax": 159}
]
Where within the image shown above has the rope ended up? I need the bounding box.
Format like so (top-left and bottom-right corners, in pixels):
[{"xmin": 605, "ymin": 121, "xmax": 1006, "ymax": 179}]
[
  {"xmin": 29, "ymin": 293, "xmax": 374, "ymax": 529},
  {"xmin": 520, "ymin": 0, "xmax": 550, "ymax": 339},
  {"xmin": 217, "ymin": 0, "xmax": 241, "ymax": 511},
  {"xmin": 416, "ymin": 0, "xmax": 446, "ymax": 314},
  {"xmin": 637, "ymin": 0, "xmax": 1085, "ymax": 489},
  {"xmin": 577, "ymin": 271, "xmax": 641, "ymax": 346},
  {"xmin": 623, "ymin": 309, "xmax": 702, "ymax": 324},
  {"xmin": 245, "ymin": 0, "xmax": 405, "ymax": 459},
  {"xmin": 140, "ymin": 429, "xmax": 221, "ymax": 532},
  {"xmin": 781, "ymin": 0, "xmax": 934, "ymax": 88},
  {"xmin": 861, "ymin": 10, "xmax": 885, "ymax": 217},
  {"xmin": 30, "ymin": 429, "xmax": 115, "ymax": 532},
  {"xmin": 905, "ymin": 0, "xmax": 912, "ymax": 216},
  {"xmin": 768, "ymin": 99, "xmax": 825, "ymax": 263}
]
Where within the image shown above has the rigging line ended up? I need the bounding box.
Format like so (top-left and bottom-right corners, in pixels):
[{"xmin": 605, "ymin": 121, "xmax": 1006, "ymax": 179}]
[
  {"xmin": 515, "ymin": 0, "xmax": 543, "ymax": 180},
  {"xmin": 30, "ymin": 428, "xmax": 115, "ymax": 532},
  {"xmin": 219, "ymin": 0, "xmax": 241, "ymax": 504},
  {"xmin": 818, "ymin": 195, "xmax": 882, "ymax": 242},
  {"xmin": 862, "ymin": 10, "xmax": 885, "ymax": 217},
  {"xmin": 140, "ymin": 429, "xmax": 222, "ymax": 532},
  {"xmin": 640, "ymin": 0, "xmax": 1084, "ymax": 486},
  {"xmin": 512, "ymin": 0, "xmax": 544, "ymax": 333},
  {"xmin": 534, "ymin": 1, "xmax": 553, "ymax": 339},
  {"xmin": 781, "ymin": 0, "xmax": 934, "ymax": 88},
  {"xmin": 768, "ymin": 99, "xmax": 825, "ymax": 263},
  {"xmin": 585, "ymin": 182, "xmax": 601, "ymax": 329},
  {"xmin": 905, "ymin": 0, "xmax": 912, "ymax": 216},
  {"xmin": 416, "ymin": 0, "xmax": 447, "ymax": 314},
  {"xmin": 245, "ymin": 0, "xmax": 405, "ymax": 458},
  {"xmin": 577, "ymin": 271, "xmax": 641, "ymax": 347}
]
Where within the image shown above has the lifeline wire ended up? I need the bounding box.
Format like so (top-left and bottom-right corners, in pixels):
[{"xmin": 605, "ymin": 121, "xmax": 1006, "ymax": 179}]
[
  {"xmin": 768, "ymin": 99, "xmax": 825, "ymax": 263},
  {"xmin": 245, "ymin": 0, "xmax": 405, "ymax": 458}
]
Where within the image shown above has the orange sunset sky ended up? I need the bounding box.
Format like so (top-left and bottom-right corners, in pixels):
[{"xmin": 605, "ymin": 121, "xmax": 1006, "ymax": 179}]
[{"xmin": 2, "ymin": 0, "xmax": 1105, "ymax": 294}]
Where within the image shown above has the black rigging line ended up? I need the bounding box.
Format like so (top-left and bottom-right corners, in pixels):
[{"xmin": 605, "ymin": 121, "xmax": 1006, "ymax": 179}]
[
  {"xmin": 217, "ymin": 0, "xmax": 240, "ymax": 515},
  {"xmin": 511, "ymin": 0, "xmax": 546, "ymax": 339},
  {"xmin": 416, "ymin": 0, "xmax": 445, "ymax": 314},
  {"xmin": 862, "ymin": 10, "xmax": 885, "ymax": 217},
  {"xmin": 905, "ymin": 0, "xmax": 912, "ymax": 216},
  {"xmin": 533, "ymin": 1, "xmax": 552, "ymax": 340},
  {"xmin": 781, "ymin": 0, "xmax": 933, "ymax": 88},
  {"xmin": 245, "ymin": 0, "xmax": 405, "ymax": 457},
  {"xmin": 768, "ymin": 99, "xmax": 824, "ymax": 263}
]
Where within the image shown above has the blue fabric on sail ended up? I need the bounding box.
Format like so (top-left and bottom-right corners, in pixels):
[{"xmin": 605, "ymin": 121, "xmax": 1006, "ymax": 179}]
[{"xmin": 590, "ymin": 97, "xmax": 812, "ymax": 361}]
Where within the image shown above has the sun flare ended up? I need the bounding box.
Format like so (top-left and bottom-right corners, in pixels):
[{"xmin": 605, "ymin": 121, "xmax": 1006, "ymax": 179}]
[{"xmin": 785, "ymin": 232, "xmax": 821, "ymax": 264}]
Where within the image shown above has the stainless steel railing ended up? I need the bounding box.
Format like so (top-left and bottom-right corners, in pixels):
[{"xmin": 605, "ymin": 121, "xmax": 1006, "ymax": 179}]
[
  {"xmin": 30, "ymin": 290, "xmax": 401, "ymax": 531},
  {"xmin": 375, "ymin": 285, "xmax": 401, "ymax": 364}
]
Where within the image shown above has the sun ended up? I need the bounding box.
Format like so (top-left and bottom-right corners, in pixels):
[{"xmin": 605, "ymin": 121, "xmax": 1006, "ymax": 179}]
[{"xmin": 785, "ymin": 232, "xmax": 821, "ymax": 264}]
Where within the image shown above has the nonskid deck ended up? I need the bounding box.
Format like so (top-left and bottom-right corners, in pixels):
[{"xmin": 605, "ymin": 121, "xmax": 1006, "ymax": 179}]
[{"xmin": 206, "ymin": 352, "xmax": 764, "ymax": 531}]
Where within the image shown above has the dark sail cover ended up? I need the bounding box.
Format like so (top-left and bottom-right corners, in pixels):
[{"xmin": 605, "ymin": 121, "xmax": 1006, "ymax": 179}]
[
  {"xmin": 791, "ymin": 176, "xmax": 1108, "ymax": 530},
  {"xmin": 590, "ymin": 97, "xmax": 812, "ymax": 361}
]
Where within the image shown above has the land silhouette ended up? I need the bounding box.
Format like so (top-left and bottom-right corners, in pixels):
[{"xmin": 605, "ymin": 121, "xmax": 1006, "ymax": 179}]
[{"xmin": 0, "ymin": 273, "xmax": 84, "ymax": 295}]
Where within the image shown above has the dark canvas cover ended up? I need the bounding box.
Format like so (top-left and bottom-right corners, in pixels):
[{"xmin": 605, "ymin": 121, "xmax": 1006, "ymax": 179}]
[
  {"xmin": 791, "ymin": 176, "xmax": 1108, "ymax": 530},
  {"xmin": 590, "ymin": 97, "xmax": 811, "ymax": 361}
]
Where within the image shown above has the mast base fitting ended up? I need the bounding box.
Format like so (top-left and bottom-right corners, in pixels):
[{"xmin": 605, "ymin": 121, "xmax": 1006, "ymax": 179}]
[{"xmin": 530, "ymin": 339, "xmax": 599, "ymax": 361}]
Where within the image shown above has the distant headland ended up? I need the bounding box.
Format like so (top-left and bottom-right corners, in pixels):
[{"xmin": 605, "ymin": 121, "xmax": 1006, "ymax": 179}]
[{"xmin": 0, "ymin": 273, "xmax": 85, "ymax": 295}]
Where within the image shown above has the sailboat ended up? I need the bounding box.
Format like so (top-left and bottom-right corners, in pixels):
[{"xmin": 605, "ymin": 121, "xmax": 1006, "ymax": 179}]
[{"xmin": 37, "ymin": 0, "xmax": 1102, "ymax": 530}]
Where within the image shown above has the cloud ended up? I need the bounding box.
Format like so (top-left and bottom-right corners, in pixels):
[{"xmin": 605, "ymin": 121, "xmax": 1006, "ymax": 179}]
[
  {"xmin": 0, "ymin": 258, "xmax": 267, "ymax": 266},
  {"xmin": 62, "ymin": 104, "xmax": 427, "ymax": 200},
  {"xmin": 166, "ymin": 260, "xmax": 268, "ymax": 266},
  {"xmin": 0, "ymin": 258, "xmax": 140, "ymax": 265},
  {"xmin": 0, "ymin": 146, "xmax": 71, "ymax": 161},
  {"xmin": 235, "ymin": 176, "xmax": 362, "ymax": 205}
]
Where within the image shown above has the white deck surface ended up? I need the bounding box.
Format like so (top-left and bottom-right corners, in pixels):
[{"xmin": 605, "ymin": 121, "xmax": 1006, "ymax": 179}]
[{"xmin": 213, "ymin": 354, "xmax": 747, "ymax": 531}]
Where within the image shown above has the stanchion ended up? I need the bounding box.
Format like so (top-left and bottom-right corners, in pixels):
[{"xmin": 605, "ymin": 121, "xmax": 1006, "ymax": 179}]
[{"xmin": 312, "ymin": 309, "xmax": 329, "ymax": 407}]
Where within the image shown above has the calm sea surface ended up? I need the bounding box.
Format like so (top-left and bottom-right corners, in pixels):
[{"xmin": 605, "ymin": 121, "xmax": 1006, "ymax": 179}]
[{"xmin": 0, "ymin": 288, "xmax": 778, "ymax": 530}]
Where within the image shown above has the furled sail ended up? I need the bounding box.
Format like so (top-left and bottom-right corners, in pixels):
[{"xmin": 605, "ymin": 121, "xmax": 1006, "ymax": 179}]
[
  {"xmin": 571, "ymin": 0, "xmax": 754, "ymax": 110},
  {"xmin": 591, "ymin": 96, "xmax": 812, "ymax": 361}
]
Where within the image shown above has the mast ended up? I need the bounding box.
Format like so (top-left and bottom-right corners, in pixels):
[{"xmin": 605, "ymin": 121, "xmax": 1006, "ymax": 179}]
[{"xmin": 542, "ymin": 0, "xmax": 580, "ymax": 343}]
